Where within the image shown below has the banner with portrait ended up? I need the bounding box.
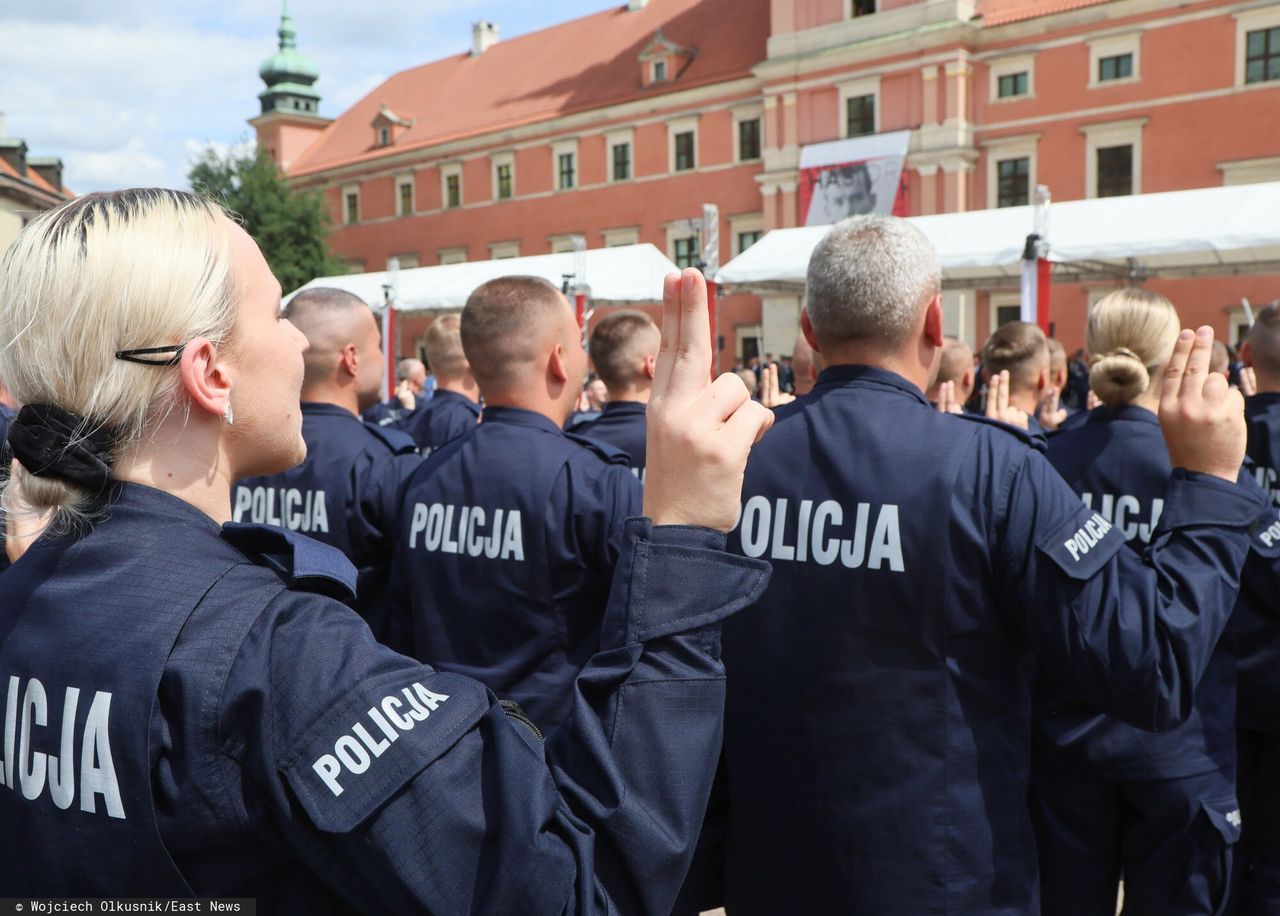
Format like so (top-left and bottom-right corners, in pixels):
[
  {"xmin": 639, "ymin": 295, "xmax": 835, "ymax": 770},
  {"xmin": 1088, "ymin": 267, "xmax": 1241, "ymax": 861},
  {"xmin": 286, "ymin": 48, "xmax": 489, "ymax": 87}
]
[{"xmin": 799, "ymin": 131, "xmax": 911, "ymax": 226}]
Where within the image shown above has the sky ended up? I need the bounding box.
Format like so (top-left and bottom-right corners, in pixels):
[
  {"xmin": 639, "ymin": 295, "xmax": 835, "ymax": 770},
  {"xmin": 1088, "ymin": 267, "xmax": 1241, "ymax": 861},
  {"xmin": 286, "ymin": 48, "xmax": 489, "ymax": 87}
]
[{"xmin": 1, "ymin": 0, "xmax": 613, "ymax": 193}]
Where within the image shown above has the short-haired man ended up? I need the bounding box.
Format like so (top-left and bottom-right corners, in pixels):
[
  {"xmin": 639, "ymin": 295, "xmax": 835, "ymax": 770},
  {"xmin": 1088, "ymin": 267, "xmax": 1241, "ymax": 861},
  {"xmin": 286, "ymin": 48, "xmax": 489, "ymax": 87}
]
[
  {"xmin": 697, "ymin": 214, "xmax": 1269, "ymax": 914},
  {"xmin": 574, "ymin": 310, "xmax": 660, "ymax": 480},
  {"xmin": 925, "ymin": 337, "xmax": 975, "ymax": 409},
  {"xmin": 399, "ymin": 314, "xmax": 480, "ymax": 457},
  {"xmin": 1233, "ymin": 302, "xmax": 1280, "ymax": 910},
  {"xmin": 389, "ymin": 276, "xmax": 643, "ymax": 730},
  {"xmin": 233, "ymin": 288, "xmax": 419, "ymax": 642},
  {"xmin": 791, "ymin": 330, "xmax": 822, "ymax": 397},
  {"xmin": 981, "ymin": 320, "xmax": 1051, "ymax": 431},
  {"xmin": 363, "ymin": 357, "xmax": 428, "ymax": 428}
]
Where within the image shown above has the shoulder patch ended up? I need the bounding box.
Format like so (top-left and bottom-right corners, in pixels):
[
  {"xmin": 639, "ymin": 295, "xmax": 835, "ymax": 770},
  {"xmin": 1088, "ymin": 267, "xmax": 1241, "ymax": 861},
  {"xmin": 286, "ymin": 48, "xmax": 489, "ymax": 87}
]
[
  {"xmin": 279, "ymin": 669, "xmax": 489, "ymax": 832},
  {"xmin": 222, "ymin": 523, "xmax": 357, "ymax": 602},
  {"xmin": 564, "ymin": 431, "xmax": 631, "ymax": 465},
  {"xmin": 953, "ymin": 412, "xmax": 1048, "ymax": 452},
  {"xmin": 1035, "ymin": 506, "xmax": 1125, "ymax": 580},
  {"xmin": 1252, "ymin": 507, "xmax": 1280, "ymax": 559},
  {"xmin": 362, "ymin": 421, "xmax": 417, "ymax": 455}
]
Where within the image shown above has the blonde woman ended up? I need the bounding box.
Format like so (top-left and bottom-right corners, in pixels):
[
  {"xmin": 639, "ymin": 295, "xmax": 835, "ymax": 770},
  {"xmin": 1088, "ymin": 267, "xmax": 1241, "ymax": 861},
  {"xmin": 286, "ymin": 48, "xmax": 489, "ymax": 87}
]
[{"xmin": 0, "ymin": 188, "xmax": 773, "ymax": 909}]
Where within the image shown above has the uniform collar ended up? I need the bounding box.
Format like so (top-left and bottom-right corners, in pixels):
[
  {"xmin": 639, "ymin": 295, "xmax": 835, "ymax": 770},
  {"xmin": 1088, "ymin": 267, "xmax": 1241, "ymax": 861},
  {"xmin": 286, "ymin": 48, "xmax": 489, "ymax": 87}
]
[
  {"xmin": 814, "ymin": 364, "xmax": 930, "ymax": 407},
  {"xmin": 109, "ymin": 480, "xmax": 223, "ymax": 532},
  {"xmin": 433, "ymin": 389, "xmax": 481, "ymax": 413},
  {"xmin": 601, "ymin": 400, "xmax": 647, "ymax": 417},
  {"xmin": 1088, "ymin": 403, "xmax": 1159, "ymax": 426},
  {"xmin": 301, "ymin": 401, "xmax": 359, "ymax": 420},
  {"xmin": 481, "ymin": 405, "xmax": 565, "ymax": 434}
]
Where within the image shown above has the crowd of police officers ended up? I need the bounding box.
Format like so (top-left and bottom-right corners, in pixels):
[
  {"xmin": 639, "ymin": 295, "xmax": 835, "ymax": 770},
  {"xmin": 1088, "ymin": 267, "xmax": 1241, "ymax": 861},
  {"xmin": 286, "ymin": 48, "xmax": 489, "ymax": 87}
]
[{"xmin": 2, "ymin": 195, "xmax": 1280, "ymax": 914}]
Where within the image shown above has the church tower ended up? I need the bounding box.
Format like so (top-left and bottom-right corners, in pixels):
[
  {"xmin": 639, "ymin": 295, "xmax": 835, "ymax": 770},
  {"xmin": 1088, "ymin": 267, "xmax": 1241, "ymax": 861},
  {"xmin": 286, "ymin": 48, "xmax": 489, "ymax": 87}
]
[{"xmin": 248, "ymin": 3, "xmax": 330, "ymax": 171}]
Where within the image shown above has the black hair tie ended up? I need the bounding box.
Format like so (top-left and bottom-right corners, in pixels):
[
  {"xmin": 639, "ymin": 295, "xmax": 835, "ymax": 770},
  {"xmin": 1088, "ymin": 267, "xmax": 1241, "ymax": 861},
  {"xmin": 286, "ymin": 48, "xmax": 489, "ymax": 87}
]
[{"xmin": 7, "ymin": 404, "xmax": 115, "ymax": 494}]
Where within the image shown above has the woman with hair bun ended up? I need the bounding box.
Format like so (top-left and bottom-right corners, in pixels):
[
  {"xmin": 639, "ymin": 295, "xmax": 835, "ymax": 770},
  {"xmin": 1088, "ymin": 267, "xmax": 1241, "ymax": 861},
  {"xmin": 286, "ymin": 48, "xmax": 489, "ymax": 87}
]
[
  {"xmin": 0, "ymin": 188, "xmax": 773, "ymax": 910},
  {"xmin": 1031, "ymin": 288, "xmax": 1243, "ymax": 915}
]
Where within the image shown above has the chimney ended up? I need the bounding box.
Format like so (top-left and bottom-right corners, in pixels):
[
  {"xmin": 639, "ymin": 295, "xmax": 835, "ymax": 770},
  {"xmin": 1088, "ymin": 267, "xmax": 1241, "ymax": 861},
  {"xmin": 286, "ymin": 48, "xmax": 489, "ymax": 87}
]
[
  {"xmin": 471, "ymin": 20, "xmax": 499, "ymax": 56},
  {"xmin": 628, "ymin": 0, "xmax": 648, "ymax": 9},
  {"xmin": 29, "ymin": 156, "xmax": 64, "ymax": 192}
]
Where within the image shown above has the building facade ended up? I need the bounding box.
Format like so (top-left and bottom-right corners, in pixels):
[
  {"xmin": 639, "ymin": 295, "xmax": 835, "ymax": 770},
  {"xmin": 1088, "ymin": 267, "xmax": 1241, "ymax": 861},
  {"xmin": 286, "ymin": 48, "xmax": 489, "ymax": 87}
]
[
  {"xmin": 258, "ymin": 0, "xmax": 1280, "ymax": 358},
  {"xmin": 0, "ymin": 115, "xmax": 72, "ymax": 254}
]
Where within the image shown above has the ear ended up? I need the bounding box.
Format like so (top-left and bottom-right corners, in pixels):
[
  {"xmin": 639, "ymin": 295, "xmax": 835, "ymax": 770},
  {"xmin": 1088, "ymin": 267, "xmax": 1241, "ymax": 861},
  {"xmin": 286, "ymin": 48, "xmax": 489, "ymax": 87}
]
[
  {"xmin": 338, "ymin": 343, "xmax": 359, "ymax": 380},
  {"xmin": 801, "ymin": 309, "xmax": 821, "ymax": 353},
  {"xmin": 1240, "ymin": 340, "xmax": 1254, "ymax": 368},
  {"xmin": 178, "ymin": 337, "xmax": 231, "ymax": 419},
  {"xmin": 643, "ymin": 354, "xmax": 657, "ymax": 380},
  {"xmin": 1038, "ymin": 366, "xmax": 1050, "ymax": 392},
  {"xmin": 548, "ymin": 342, "xmax": 570, "ymax": 385},
  {"xmin": 963, "ymin": 368, "xmax": 975, "ymax": 390},
  {"xmin": 922, "ymin": 294, "xmax": 944, "ymax": 348}
]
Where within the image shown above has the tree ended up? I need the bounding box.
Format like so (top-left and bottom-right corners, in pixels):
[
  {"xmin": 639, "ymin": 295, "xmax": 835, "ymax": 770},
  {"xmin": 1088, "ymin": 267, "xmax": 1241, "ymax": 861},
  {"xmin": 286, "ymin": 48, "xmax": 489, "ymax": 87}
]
[{"xmin": 188, "ymin": 146, "xmax": 345, "ymax": 293}]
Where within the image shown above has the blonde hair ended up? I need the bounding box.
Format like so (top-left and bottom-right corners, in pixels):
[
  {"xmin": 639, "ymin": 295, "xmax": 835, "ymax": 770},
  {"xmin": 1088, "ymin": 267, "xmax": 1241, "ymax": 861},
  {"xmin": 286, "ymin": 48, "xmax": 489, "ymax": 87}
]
[
  {"xmin": 1086, "ymin": 288, "xmax": 1179, "ymax": 407},
  {"xmin": 424, "ymin": 314, "xmax": 468, "ymax": 381},
  {"xmin": 0, "ymin": 188, "xmax": 239, "ymax": 530}
]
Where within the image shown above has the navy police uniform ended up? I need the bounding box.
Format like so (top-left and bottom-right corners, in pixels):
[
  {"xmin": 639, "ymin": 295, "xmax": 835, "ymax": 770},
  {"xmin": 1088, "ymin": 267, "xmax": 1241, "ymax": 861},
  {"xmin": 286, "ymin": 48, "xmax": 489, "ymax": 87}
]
[
  {"xmin": 389, "ymin": 405, "xmax": 643, "ymax": 730},
  {"xmin": 0, "ymin": 403, "xmax": 11, "ymax": 573},
  {"xmin": 1035, "ymin": 404, "xmax": 1242, "ymax": 916},
  {"xmin": 572, "ymin": 400, "xmax": 647, "ymax": 481},
  {"xmin": 397, "ymin": 389, "xmax": 480, "ymax": 457},
  {"xmin": 0, "ymin": 480, "xmax": 769, "ymax": 911},
  {"xmin": 362, "ymin": 395, "xmax": 419, "ymax": 429},
  {"xmin": 698, "ymin": 365, "xmax": 1267, "ymax": 915},
  {"xmin": 232, "ymin": 401, "xmax": 419, "ymax": 643},
  {"xmin": 1234, "ymin": 391, "xmax": 1280, "ymax": 914}
]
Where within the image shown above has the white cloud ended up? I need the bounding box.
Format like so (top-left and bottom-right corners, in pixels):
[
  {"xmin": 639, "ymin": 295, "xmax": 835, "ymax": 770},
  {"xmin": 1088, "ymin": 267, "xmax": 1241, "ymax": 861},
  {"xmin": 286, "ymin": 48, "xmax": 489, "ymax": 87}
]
[{"xmin": 63, "ymin": 137, "xmax": 169, "ymax": 190}]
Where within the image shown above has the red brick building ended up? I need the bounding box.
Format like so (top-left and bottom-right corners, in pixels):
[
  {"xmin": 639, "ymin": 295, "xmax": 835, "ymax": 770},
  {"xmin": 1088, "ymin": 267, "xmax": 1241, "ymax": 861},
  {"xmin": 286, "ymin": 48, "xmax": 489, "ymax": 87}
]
[{"xmin": 255, "ymin": 0, "xmax": 1280, "ymax": 358}]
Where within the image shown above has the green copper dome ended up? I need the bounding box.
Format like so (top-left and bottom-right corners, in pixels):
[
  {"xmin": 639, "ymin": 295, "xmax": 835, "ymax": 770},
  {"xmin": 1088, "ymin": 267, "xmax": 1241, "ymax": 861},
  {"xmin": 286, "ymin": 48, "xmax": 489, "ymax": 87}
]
[{"xmin": 259, "ymin": 4, "xmax": 319, "ymax": 85}]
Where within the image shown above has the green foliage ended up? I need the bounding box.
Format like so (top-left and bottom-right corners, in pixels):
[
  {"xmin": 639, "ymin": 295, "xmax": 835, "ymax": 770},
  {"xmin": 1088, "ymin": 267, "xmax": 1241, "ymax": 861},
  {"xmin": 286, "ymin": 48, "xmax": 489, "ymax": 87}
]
[{"xmin": 188, "ymin": 146, "xmax": 344, "ymax": 293}]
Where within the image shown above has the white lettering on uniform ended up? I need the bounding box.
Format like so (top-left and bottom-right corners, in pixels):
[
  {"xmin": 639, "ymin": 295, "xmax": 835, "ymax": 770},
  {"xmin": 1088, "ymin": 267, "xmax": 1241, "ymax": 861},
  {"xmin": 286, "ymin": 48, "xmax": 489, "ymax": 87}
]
[
  {"xmin": 0, "ymin": 675, "xmax": 124, "ymax": 819},
  {"xmin": 1063, "ymin": 512, "xmax": 1114, "ymax": 562},
  {"xmin": 406, "ymin": 503, "xmax": 525, "ymax": 561},
  {"xmin": 1079, "ymin": 492, "xmax": 1163, "ymax": 544},
  {"xmin": 1259, "ymin": 515, "xmax": 1280, "ymax": 548},
  {"xmin": 232, "ymin": 485, "xmax": 329, "ymax": 534},
  {"xmin": 1256, "ymin": 466, "xmax": 1280, "ymax": 506},
  {"xmin": 734, "ymin": 498, "xmax": 905, "ymax": 572},
  {"xmin": 312, "ymin": 682, "xmax": 451, "ymax": 797}
]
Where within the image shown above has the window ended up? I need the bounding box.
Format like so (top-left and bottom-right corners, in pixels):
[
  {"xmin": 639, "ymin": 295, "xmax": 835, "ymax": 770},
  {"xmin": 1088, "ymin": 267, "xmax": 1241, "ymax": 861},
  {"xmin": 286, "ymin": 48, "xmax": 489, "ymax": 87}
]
[
  {"xmin": 438, "ymin": 247, "xmax": 467, "ymax": 265},
  {"xmin": 653, "ymin": 60, "xmax": 667, "ymax": 82},
  {"xmin": 1098, "ymin": 53, "xmax": 1133, "ymax": 82},
  {"xmin": 558, "ymin": 152, "xmax": 576, "ymax": 189},
  {"xmin": 674, "ymin": 237, "xmax": 699, "ymax": 269},
  {"xmin": 851, "ymin": 0, "xmax": 875, "ymax": 15},
  {"xmin": 489, "ymin": 241, "xmax": 520, "ymax": 260},
  {"xmin": 996, "ymin": 157, "xmax": 1030, "ymax": 208},
  {"xmin": 996, "ymin": 304, "xmax": 1021, "ymax": 328},
  {"xmin": 602, "ymin": 227, "xmax": 640, "ymax": 247},
  {"xmin": 738, "ymin": 230, "xmax": 763, "ymax": 253},
  {"xmin": 846, "ymin": 95, "xmax": 875, "ymax": 138},
  {"xmin": 1246, "ymin": 27, "xmax": 1280, "ymax": 84},
  {"xmin": 1096, "ymin": 145, "xmax": 1133, "ymax": 198},
  {"xmin": 398, "ymin": 180, "xmax": 413, "ymax": 217},
  {"xmin": 674, "ymin": 131, "xmax": 696, "ymax": 171},
  {"xmin": 445, "ymin": 174, "xmax": 461, "ymax": 208},
  {"xmin": 613, "ymin": 143, "xmax": 631, "ymax": 181},
  {"xmin": 997, "ymin": 72, "xmax": 1028, "ymax": 98},
  {"xmin": 496, "ymin": 164, "xmax": 513, "ymax": 199},
  {"xmin": 344, "ymin": 191, "xmax": 359, "ymax": 224},
  {"xmin": 738, "ymin": 118, "xmax": 762, "ymax": 161},
  {"xmin": 378, "ymin": 127, "xmax": 390, "ymax": 147}
]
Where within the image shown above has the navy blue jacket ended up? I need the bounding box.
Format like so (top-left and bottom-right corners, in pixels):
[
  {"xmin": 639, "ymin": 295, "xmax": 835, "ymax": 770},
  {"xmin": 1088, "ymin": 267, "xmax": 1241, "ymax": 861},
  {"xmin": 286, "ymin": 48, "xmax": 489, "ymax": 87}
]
[
  {"xmin": 0, "ymin": 482, "xmax": 769, "ymax": 911},
  {"xmin": 232, "ymin": 402, "xmax": 420, "ymax": 642},
  {"xmin": 711, "ymin": 365, "xmax": 1268, "ymax": 915},
  {"xmin": 388, "ymin": 406, "xmax": 643, "ymax": 729},
  {"xmin": 1038, "ymin": 404, "xmax": 1235, "ymax": 779},
  {"xmin": 362, "ymin": 396, "xmax": 419, "ymax": 429},
  {"xmin": 0, "ymin": 403, "xmax": 11, "ymax": 574},
  {"xmin": 573, "ymin": 400, "xmax": 647, "ymax": 481},
  {"xmin": 397, "ymin": 389, "xmax": 480, "ymax": 457},
  {"xmin": 1235, "ymin": 392, "xmax": 1280, "ymax": 734}
]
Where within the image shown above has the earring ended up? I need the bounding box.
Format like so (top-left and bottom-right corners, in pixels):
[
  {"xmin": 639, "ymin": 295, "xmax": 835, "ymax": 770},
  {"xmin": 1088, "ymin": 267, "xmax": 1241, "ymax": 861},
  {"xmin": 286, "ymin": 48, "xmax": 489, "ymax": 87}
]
[{"xmin": 223, "ymin": 400, "xmax": 234, "ymax": 426}]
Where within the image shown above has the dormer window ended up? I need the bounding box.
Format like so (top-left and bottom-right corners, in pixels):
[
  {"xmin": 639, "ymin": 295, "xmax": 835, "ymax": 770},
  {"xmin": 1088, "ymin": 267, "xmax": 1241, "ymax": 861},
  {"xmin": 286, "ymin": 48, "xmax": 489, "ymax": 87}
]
[
  {"xmin": 370, "ymin": 102, "xmax": 416, "ymax": 150},
  {"xmin": 653, "ymin": 60, "xmax": 667, "ymax": 82},
  {"xmin": 378, "ymin": 127, "xmax": 390, "ymax": 147},
  {"xmin": 639, "ymin": 28, "xmax": 695, "ymax": 88}
]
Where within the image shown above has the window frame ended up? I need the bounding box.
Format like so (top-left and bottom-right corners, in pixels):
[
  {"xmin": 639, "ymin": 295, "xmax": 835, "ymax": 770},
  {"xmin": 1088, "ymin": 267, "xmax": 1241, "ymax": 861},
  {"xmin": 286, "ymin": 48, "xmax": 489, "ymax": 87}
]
[
  {"xmin": 441, "ymin": 164, "xmax": 463, "ymax": 209},
  {"xmin": 1087, "ymin": 33, "xmax": 1141, "ymax": 88},
  {"xmin": 982, "ymin": 134, "xmax": 1039, "ymax": 210},
  {"xmin": 396, "ymin": 176, "xmax": 414, "ymax": 217},
  {"xmin": 837, "ymin": 75, "xmax": 880, "ymax": 138},
  {"xmin": 1095, "ymin": 144, "xmax": 1134, "ymax": 199},
  {"xmin": 995, "ymin": 156, "xmax": 1031, "ymax": 208},
  {"xmin": 552, "ymin": 139, "xmax": 579, "ymax": 192},
  {"xmin": 606, "ymin": 129, "xmax": 634, "ymax": 183},
  {"xmin": 1235, "ymin": 7, "xmax": 1280, "ymax": 87},
  {"xmin": 988, "ymin": 53, "xmax": 1035, "ymax": 103},
  {"xmin": 1080, "ymin": 118, "xmax": 1145, "ymax": 199},
  {"xmin": 849, "ymin": 0, "xmax": 876, "ymax": 17},
  {"xmin": 667, "ymin": 117, "xmax": 699, "ymax": 174},
  {"xmin": 728, "ymin": 212, "xmax": 765, "ymax": 257},
  {"xmin": 491, "ymin": 152, "xmax": 515, "ymax": 201},
  {"xmin": 342, "ymin": 184, "xmax": 360, "ymax": 225}
]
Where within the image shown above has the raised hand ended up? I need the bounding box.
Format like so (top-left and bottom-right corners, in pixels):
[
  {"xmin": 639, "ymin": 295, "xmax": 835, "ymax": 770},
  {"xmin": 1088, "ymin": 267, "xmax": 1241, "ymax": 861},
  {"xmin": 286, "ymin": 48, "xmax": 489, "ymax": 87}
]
[
  {"xmin": 985, "ymin": 370, "xmax": 1029, "ymax": 430},
  {"xmin": 1037, "ymin": 386, "xmax": 1069, "ymax": 431},
  {"xmin": 935, "ymin": 380, "xmax": 963, "ymax": 415},
  {"xmin": 644, "ymin": 269, "xmax": 775, "ymax": 531},
  {"xmin": 1160, "ymin": 327, "xmax": 1247, "ymax": 483},
  {"xmin": 760, "ymin": 363, "xmax": 796, "ymax": 409}
]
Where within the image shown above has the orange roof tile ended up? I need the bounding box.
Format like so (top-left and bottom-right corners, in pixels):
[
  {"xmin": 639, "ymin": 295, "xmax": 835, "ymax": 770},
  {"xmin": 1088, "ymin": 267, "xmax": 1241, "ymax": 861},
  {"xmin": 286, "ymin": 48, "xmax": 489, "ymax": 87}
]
[
  {"xmin": 288, "ymin": 0, "xmax": 769, "ymax": 177},
  {"xmin": 977, "ymin": 0, "xmax": 1116, "ymax": 27}
]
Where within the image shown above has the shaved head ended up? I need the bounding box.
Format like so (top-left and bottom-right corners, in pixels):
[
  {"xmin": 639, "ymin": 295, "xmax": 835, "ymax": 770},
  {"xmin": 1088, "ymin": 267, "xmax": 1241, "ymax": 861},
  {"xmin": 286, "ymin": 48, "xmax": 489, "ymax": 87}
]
[
  {"xmin": 937, "ymin": 338, "xmax": 973, "ymax": 386},
  {"xmin": 462, "ymin": 275, "xmax": 575, "ymax": 397},
  {"xmin": 284, "ymin": 287, "xmax": 383, "ymax": 409},
  {"xmin": 590, "ymin": 310, "xmax": 659, "ymax": 393},
  {"xmin": 424, "ymin": 315, "xmax": 468, "ymax": 382},
  {"xmin": 1246, "ymin": 303, "xmax": 1280, "ymax": 383}
]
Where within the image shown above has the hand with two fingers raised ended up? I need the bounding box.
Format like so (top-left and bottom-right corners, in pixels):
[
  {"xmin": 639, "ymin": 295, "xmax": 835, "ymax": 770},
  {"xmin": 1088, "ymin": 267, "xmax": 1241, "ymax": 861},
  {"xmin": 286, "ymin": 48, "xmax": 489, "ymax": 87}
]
[{"xmin": 1159, "ymin": 326, "xmax": 1247, "ymax": 483}]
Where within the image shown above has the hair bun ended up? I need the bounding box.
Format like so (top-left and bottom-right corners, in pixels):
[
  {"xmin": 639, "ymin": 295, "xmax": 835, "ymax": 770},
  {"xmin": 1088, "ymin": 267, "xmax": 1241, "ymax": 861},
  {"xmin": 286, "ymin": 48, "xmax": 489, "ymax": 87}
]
[{"xmin": 1090, "ymin": 348, "xmax": 1150, "ymax": 406}]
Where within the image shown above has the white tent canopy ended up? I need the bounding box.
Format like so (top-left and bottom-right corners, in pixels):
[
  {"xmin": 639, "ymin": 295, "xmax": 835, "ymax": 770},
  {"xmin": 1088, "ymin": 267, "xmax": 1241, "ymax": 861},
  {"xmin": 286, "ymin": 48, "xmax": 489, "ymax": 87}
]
[
  {"xmin": 717, "ymin": 182, "xmax": 1280, "ymax": 291},
  {"xmin": 285, "ymin": 243, "xmax": 680, "ymax": 311}
]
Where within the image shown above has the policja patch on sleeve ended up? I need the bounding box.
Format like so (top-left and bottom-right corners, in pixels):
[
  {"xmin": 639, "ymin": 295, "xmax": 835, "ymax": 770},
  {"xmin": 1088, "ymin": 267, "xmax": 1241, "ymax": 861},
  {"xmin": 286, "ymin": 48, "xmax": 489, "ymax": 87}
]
[{"xmin": 1036, "ymin": 506, "xmax": 1126, "ymax": 579}]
